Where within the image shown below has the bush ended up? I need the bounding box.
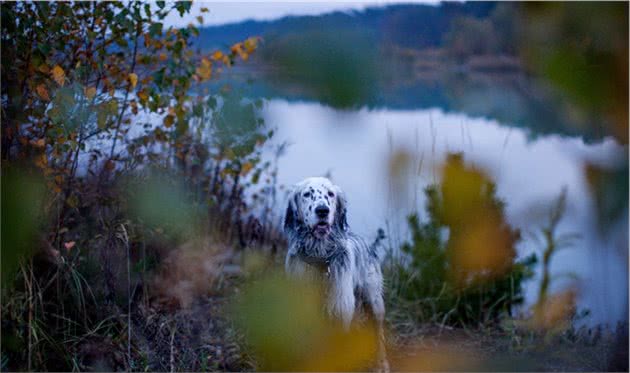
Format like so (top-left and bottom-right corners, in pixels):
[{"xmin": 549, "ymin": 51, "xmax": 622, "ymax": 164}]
[{"xmin": 385, "ymin": 153, "xmax": 536, "ymax": 326}]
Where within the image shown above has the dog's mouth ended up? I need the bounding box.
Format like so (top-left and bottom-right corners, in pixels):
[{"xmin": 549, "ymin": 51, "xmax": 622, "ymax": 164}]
[{"xmin": 313, "ymin": 221, "xmax": 330, "ymax": 236}]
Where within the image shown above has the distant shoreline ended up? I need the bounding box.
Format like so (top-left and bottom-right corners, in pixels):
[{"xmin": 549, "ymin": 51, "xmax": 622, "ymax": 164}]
[{"xmin": 387, "ymin": 46, "xmax": 525, "ymax": 76}]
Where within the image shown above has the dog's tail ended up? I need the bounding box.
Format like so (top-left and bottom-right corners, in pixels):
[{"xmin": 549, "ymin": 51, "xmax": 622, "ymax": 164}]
[{"xmin": 370, "ymin": 228, "xmax": 387, "ymax": 260}]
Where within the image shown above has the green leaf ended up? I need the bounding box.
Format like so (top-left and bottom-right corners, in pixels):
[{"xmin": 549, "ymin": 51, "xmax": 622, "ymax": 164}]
[
  {"xmin": 153, "ymin": 68, "xmax": 165, "ymax": 88},
  {"xmin": 37, "ymin": 43, "xmax": 51, "ymax": 56},
  {"xmin": 149, "ymin": 22, "xmax": 162, "ymax": 37},
  {"xmin": 174, "ymin": 1, "xmax": 192, "ymax": 17}
]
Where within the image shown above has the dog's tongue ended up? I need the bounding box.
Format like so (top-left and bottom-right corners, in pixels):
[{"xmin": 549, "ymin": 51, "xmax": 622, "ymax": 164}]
[{"xmin": 314, "ymin": 223, "xmax": 329, "ymax": 235}]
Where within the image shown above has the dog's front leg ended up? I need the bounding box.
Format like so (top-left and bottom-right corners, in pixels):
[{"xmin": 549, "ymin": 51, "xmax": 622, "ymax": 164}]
[{"xmin": 327, "ymin": 258, "xmax": 355, "ymax": 330}]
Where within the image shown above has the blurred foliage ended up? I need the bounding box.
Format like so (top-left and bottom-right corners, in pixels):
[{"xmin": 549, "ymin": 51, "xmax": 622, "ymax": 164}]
[
  {"xmin": 440, "ymin": 1, "xmax": 627, "ymax": 145},
  {"xmin": 231, "ymin": 271, "xmax": 379, "ymax": 371},
  {"xmin": 124, "ymin": 170, "xmax": 206, "ymax": 240},
  {"xmin": 260, "ymin": 30, "xmax": 379, "ymax": 109},
  {"xmin": 0, "ymin": 166, "xmax": 45, "ymax": 287},
  {"xmin": 387, "ymin": 153, "xmax": 536, "ymax": 325},
  {"xmin": 584, "ymin": 162, "xmax": 629, "ymax": 235},
  {"xmin": 205, "ymin": 91, "xmax": 270, "ymax": 176},
  {"xmin": 519, "ymin": 2, "xmax": 628, "ymax": 144},
  {"xmin": 0, "ymin": 2, "xmax": 273, "ymax": 371}
]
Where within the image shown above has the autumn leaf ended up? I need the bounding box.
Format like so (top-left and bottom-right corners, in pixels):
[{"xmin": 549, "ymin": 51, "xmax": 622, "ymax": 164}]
[
  {"xmin": 230, "ymin": 42, "xmax": 243, "ymax": 54},
  {"xmin": 51, "ymin": 65, "xmax": 66, "ymax": 86},
  {"xmin": 164, "ymin": 115, "xmax": 175, "ymax": 128},
  {"xmin": 244, "ymin": 37, "xmax": 259, "ymax": 53},
  {"xmin": 211, "ymin": 50, "xmax": 224, "ymax": 61},
  {"xmin": 195, "ymin": 58, "xmax": 212, "ymax": 80},
  {"xmin": 200, "ymin": 7, "xmax": 209, "ymax": 12},
  {"xmin": 34, "ymin": 153, "xmax": 48, "ymax": 168},
  {"xmin": 137, "ymin": 89, "xmax": 149, "ymax": 104},
  {"xmin": 85, "ymin": 86, "xmax": 97, "ymax": 99},
  {"xmin": 128, "ymin": 73, "xmax": 138, "ymax": 88},
  {"xmin": 241, "ymin": 162, "xmax": 254, "ymax": 176},
  {"xmin": 36, "ymin": 84, "xmax": 50, "ymax": 101},
  {"xmin": 30, "ymin": 138, "xmax": 46, "ymax": 148},
  {"xmin": 159, "ymin": 52, "xmax": 168, "ymax": 61}
]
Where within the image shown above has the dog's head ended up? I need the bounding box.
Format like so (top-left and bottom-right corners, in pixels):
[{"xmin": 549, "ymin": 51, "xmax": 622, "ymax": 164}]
[{"xmin": 284, "ymin": 177, "xmax": 348, "ymax": 239}]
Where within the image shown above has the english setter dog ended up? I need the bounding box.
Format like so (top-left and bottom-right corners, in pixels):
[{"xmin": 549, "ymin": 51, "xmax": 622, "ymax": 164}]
[{"xmin": 284, "ymin": 177, "xmax": 389, "ymax": 372}]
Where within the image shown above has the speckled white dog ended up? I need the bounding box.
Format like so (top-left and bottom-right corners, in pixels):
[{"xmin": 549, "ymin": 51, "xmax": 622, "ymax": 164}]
[{"xmin": 284, "ymin": 177, "xmax": 389, "ymax": 372}]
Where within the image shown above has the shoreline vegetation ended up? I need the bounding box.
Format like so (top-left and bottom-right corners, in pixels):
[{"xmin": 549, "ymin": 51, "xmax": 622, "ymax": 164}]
[{"xmin": 2, "ymin": 1, "xmax": 627, "ymax": 371}]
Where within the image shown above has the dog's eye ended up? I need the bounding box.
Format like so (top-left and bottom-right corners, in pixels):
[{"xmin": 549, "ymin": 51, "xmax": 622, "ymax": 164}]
[
  {"xmin": 328, "ymin": 191, "xmax": 334, "ymax": 197},
  {"xmin": 303, "ymin": 192, "xmax": 311, "ymax": 198}
]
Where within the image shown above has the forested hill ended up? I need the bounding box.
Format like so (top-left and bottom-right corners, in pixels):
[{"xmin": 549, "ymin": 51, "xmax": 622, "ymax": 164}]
[{"xmin": 194, "ymin": 2, "xmax": 498, "ymax": 52}]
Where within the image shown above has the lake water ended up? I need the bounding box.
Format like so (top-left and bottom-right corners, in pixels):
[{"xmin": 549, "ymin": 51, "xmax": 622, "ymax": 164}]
[
  {"xmin": 261, "ymin": 99, "xmax": 628, "ymax": 327},
  {"xmin": 83, "ymin": 80, "xmax": 627, "ymax": 327}
]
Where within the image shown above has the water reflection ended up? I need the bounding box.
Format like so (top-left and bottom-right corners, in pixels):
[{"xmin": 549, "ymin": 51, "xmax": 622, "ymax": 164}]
[{"xmin": 262, "ymin": 99, "xmax": 627, "ymax": 326}]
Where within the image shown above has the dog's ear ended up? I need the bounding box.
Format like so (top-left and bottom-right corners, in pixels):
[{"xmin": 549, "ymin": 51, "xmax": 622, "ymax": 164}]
[
  {"xmin": 284, "ymin": 190, "xmax": 299, "ymax": 234},
  {"xmin": 333, "ymin": 186, "xmax": 348, "ymax": 232}
]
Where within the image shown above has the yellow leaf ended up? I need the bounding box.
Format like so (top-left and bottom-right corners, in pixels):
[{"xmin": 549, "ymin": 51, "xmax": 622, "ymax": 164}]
[
  {"xmin": 244, "ymin": 37, "xmax": 258, "ymax": 53},
  {"xmin": 128, "ymin": 73, "xmax": 138, "ymax": 88},
  {"xmin": 159, "ymin": 53, "xmax": 168, "ymax": 61},
  {"xmin": 38, "ymin": 64, "xmax": 50, "ymax": 74},
  {"xmin": 530, "ymin": 290, "xmax": 576, "ymax": 332},
  {"xmin": 85, "ymin": 86, "xmax": 97, "ymax": 99},
  {"xmin": 230, "ymin": 42, "xmax": 243, "ymax": 54},
  {"xmin": 30, "ymin": 138, "xmax": 46, "ymax": 148},
  {"xmin": 137, "ymin": 90, "xmax": 149, "ymax": 104},
  {"xmin": 195, "ymin": 58, "xmax": 212, "ymax": 80},
  {"xmin": 34, "ymin": 153, "xmax": 48, "ymax": 168},
  {"xmin": 241, "ymin": 162, "xmax": 254, "ymax": 176},
  {"xmin": 211, "ymin": 50, "xmax": 224, "ymax": 61},
  {"xmin": 164, "ymin": 115, "xmax": 174, "ymax": 128},
  {"xmin": 36, "ymin": 84, "xmax": 50, "ymax": 101},
  {"xmin": 200, "ymin": 7, "xmax": 209, "ymax": 12},
  {"xmin": 51, "ymin": 65, "xmax": 65, "ymax": 86}
]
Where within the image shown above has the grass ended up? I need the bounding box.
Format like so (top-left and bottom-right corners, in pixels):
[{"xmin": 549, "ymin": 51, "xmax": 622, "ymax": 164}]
[
  {"xmin": 0, "ymin": 162, "xmax": 284, "ymax": 371},
  {"xmin": 1, "ymin": 154, "xmax": 626, "ymax": 371}
]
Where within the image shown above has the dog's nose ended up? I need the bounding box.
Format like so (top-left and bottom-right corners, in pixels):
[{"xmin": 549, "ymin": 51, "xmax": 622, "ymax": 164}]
[{"xmin": 315, "ymin": 205, "xmax": 329, "ymax": 218}]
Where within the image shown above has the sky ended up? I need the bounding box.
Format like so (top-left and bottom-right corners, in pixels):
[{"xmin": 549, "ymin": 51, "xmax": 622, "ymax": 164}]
[{"xmin": 162, "ymin": 1, "xmax": 442, "ymax": 28}]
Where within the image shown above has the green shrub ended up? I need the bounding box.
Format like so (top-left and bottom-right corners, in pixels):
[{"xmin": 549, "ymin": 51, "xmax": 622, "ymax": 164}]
[{"xmin": 385, "ymin": 153, "xmax": 536, "ymax": 326}]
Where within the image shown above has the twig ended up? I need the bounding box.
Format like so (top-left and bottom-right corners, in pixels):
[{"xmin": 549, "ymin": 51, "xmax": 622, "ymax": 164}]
[{"xmin": 170, "ymin": 326, "xmax": 176, "ymax": 373}]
